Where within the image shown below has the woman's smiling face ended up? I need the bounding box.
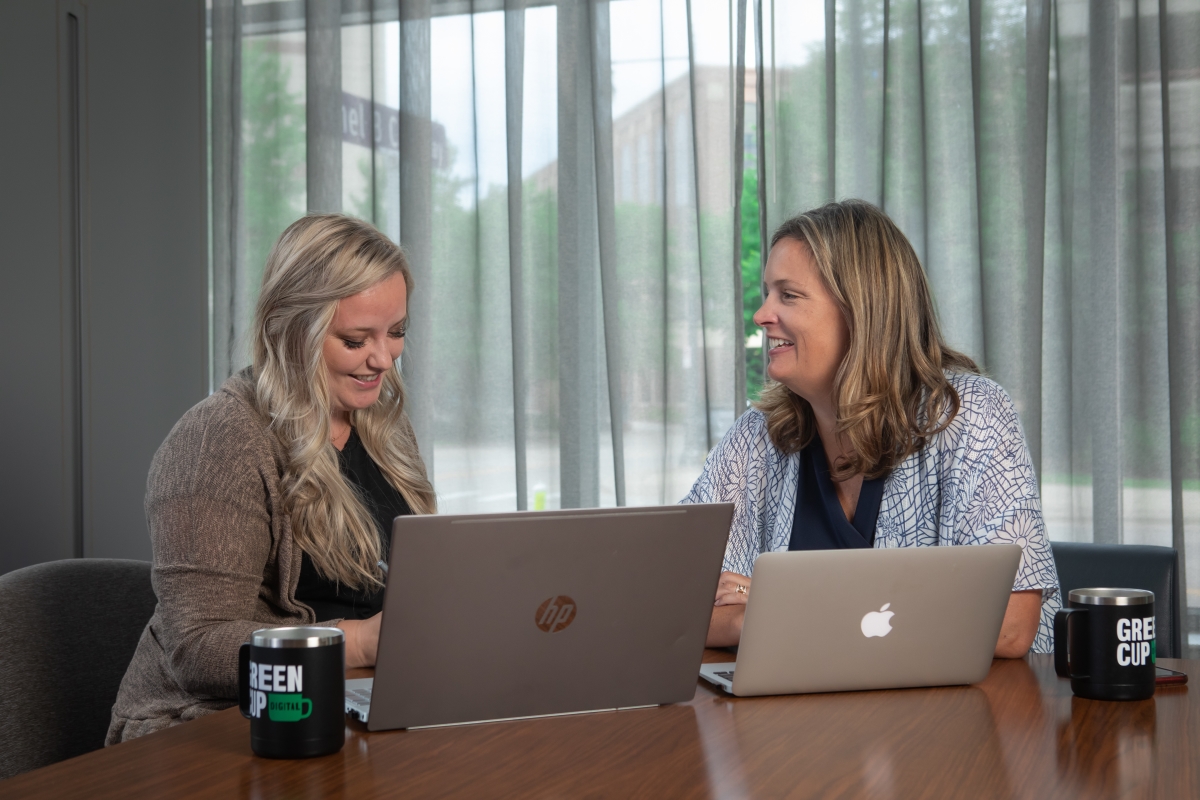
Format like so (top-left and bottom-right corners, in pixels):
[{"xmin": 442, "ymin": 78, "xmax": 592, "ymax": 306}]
[
  {"xmin": 752, "ymin": 237, "xmax": 850, "ymax": 405},
  {"xmin": 322, "ymin": 272, "xmax": 408, "ymax": 416}
]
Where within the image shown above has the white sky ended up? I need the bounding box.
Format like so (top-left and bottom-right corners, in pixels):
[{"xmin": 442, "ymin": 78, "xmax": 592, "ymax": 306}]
[{"xmin": 413, "ymin": 0, "xmax": 828, "ymax": 196}]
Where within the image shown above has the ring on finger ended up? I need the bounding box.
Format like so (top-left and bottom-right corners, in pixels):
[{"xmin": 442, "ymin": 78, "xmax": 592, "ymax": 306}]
[{"xmin": 735, "ymin": 584, "xmax": 748, "ymax": 595}]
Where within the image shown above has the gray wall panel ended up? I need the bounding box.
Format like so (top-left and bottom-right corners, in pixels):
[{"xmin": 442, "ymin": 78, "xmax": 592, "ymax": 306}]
[
  {"xmin": 82, "ymin": 0, "xmax": 208, "ymax": 560},
  {"xmin": 0, "ymin": 3, "xmax": 75, "ymax": 573},
  {"xmin": 0, "ymin": 0, "xmax": 208, "ymax": 572}
]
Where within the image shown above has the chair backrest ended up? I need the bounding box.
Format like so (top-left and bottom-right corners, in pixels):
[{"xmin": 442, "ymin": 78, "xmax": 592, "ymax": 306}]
[
  {"xmin": 0, "ymin": 558, "xmax": 157, "ymax": 780},
  {"xmin": 1051, "ymin": 542, "xmax": 1182, "ymax": 659}
]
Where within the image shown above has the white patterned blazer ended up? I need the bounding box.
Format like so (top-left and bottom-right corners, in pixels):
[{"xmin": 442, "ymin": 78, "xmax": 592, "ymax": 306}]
[{"xmin": 682, "ymin": 371, "xmax": 1060, "ymax": 654}]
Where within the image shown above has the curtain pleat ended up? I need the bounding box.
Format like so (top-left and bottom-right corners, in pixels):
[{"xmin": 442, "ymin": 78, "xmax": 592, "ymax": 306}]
[
  {"xmin": 210, "ymin": 0, "xmax": 242, "ymax": 384},
  {"xmin": 684, "ymin": 0, "xmax": 713, "ymax": 453},
  {"xmin": 1160, "ymin": 0, "xmax": 1193, "ymax": 647},
  {"xmin": 504, "ymin": 0, "xmax": 529, "ymax": 509},
  {"xmin": 968, "ymin": 0, "xmax": 988, "ymax": 372},
  {"xmin": 1022, "ymin": 0, "xmax": 1052, "ymax": 475},
  {"xmin": 880, "ymin": 0, "xmax": 926, "ymax": 261},
  {"xmin": 557, "ymin": 0, "xmax": 601, "ymax": 508},
  {"xmin": 824, "ymin": 0, "xmax": 837, "ymax": 197},
  {"xmin": 752, "ymin": 0, "xmax": 766, "ymax": 305},
  {"xmin": 657, "ymin": 0, "xmax": 670, "ymax": 488},
  {"xmin": 1086, "ymin": 0, "xmax": 1121, "ymax": 543},
  {"xmin": 587, "ymin": 0, "xmax": 627, "ymax": 507},
  {"xmin": 398, "ymin": 0, "xmax": 434, "ymax": 467},
  {"xmin": 306, "ymin": 0, "xmax": 343, "ymax": 212},
  {"xmin": 730, "ymin": 0, "xmax": 748, "ymax": 415}
]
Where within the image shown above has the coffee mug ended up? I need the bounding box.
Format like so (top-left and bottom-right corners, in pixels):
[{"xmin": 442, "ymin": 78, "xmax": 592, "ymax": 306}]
[
  {"xmin": 238, "ymin": 626, "xmax": 346, "ymax": 758},
  {"xmin": 1054, "ymin": 588, "xmax": 1155, "ymax": 701}
]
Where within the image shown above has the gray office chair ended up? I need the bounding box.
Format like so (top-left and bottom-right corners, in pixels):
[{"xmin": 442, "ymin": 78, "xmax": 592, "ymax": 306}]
[
  {"xmin": 1051, "ymin": 542, "xmax": 1182, "ymax": 658},
  {"xmin": 0, "ymin": 559, "xmax": 157, "ymax": 780}
]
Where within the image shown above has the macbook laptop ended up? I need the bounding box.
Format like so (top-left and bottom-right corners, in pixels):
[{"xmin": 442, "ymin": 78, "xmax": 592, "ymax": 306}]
[
  {"xmin": 699, "ymin": 544, "xmax": 1022, "ymax": 696},
  {"xmin": 346, "ymin": 503, "xmax": 734, "ymax": 730}
]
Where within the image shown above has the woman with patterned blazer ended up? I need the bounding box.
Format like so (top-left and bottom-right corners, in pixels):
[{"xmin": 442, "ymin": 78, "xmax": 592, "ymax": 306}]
[{"xmin": 684, "ymin": 200, "xmax": 1059, "ymax": 656}]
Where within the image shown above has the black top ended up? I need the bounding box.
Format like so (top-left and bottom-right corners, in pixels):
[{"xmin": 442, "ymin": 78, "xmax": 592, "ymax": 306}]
[
  {"xmin": 788, "ymin": 434, "xmax": 886, "ymax": 551},
  {"xmin": 294, "ymin": 429, "xmax": 412, "ymax": 621}
]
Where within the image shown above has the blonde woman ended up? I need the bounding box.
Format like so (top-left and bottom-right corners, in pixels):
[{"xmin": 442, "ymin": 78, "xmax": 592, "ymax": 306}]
[
  {"xmin": 107, "ymin": 214, "xmax": 435, "ymax": 743},
  {"xmin": 685, "ymin": 200, "xmax": 1059, "ymax": 657}
]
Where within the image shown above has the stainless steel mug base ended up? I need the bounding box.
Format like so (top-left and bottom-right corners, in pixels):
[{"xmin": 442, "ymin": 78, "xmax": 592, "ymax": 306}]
[
  {"xmin": 251, "ymin": 734, "xmax": 346, "ymax": 759},
  {"xmin": 1070, "ymin": 679, "xmax": 1155, "ymax": 702}
]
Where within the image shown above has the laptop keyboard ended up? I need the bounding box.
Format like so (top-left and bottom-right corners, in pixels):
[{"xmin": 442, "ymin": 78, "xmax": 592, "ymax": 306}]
[
  {"xmin": 347, "ymin": 687, "xmax": 372, "ymax": 705},
  {"xmin": 714, "ymin": 670, "xmax": 735, "ymax": 681}
]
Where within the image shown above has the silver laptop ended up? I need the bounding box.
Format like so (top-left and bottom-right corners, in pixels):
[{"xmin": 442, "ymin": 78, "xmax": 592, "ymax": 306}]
[
  {"xmin": 699, "ymin": 544, "xmax": 1022, "ymax": 696},
  {"xmin": 346, "ymin": 503, "xmax": 734, "ymax": 730}
]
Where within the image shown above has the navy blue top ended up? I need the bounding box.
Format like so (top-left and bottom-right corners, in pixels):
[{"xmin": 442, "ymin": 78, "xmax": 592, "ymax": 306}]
[{"xmin": 788, "ymin": 435, "xmax": 887, "ymax": 551}]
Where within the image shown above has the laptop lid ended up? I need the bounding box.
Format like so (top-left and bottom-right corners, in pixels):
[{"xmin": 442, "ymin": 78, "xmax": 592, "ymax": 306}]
[
  {"xmin": 730, "ymin": 544, "xmax": 1022, "ymax": 696},
  {"xmin": 367, "ymin": 503, "xmax": 734, "ymax": 730}
]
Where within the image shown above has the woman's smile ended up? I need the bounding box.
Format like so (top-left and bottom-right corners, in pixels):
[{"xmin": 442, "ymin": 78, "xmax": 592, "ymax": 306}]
[{"xmin": 767, "ymin": 337, "xmax": 794, "ymax": 354}]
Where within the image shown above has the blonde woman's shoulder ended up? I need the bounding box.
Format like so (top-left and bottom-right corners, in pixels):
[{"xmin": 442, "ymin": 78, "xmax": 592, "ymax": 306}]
[
  {"xmin": 161, "ymin": 369, "xmax": 259, "ymax": 442},
  {"xmin": 149, "ymin": 370, "xmax": 278, "ymax": 494}
]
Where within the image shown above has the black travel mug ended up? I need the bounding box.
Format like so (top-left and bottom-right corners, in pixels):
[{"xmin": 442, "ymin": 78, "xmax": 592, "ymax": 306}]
[
  {"xmin": 1054, "ymin": 588, "xmax": 1156, "ymax": 701},
  {"xmin": 238, "ymin": 626, "xmax": 346, "ymax": 758}
]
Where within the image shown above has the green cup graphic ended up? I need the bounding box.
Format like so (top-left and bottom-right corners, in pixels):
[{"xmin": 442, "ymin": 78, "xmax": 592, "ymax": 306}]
[{"xmin": 267, "ymin": 693, "xmax": 312, "ymax": 722}]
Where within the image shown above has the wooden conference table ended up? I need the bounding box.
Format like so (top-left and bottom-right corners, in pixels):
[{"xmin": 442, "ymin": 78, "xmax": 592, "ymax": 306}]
[{"xmin": 5, "ymin": 652, "xmax": 1196, "ymax": 799}]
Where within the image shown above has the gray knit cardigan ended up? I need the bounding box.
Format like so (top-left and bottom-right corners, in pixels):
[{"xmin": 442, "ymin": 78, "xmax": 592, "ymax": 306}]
[{"xmin": 106, "ymin": 370, "xmax": 416, "ymax": 743}]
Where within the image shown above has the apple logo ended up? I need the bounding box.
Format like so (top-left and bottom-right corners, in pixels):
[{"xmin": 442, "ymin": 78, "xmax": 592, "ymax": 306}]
[{"xmin": 861, "ymin": 603, "xmax": 895, "ymax": 638}]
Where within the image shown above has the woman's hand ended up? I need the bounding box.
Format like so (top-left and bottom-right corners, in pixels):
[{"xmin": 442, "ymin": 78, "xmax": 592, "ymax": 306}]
[
  {"xmin": 337, "ymin": 613, "xmax": 382, "ymax": 669},
  {"xmin": 706, "ymin": 606, "xmax": 746, "ymax": 648},
  {"xmin": 706, "ymin": 571, "xmax": 752, "ymax": 647},
  {"xmin": 714, "ymin": 571, "xmax": 752, "ymax": 607}
]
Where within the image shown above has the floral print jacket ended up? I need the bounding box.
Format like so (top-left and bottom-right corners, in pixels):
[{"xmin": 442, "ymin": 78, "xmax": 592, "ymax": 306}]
[{"xmin": 682, "ymin": 371, "xmax": 1060, "ymax": 653}]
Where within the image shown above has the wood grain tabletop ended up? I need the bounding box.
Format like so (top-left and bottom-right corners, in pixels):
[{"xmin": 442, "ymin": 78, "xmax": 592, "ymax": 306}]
[{"xmin": 3, "ymin": 652, "xmax": 1194, "ymax": 799}]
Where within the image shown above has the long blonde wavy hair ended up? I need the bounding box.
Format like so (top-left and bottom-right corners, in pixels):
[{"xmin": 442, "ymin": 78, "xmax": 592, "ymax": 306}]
[
  {"xmin": 252, "ymin": 214, "xmax": 436, "ymax": 591},
  {"xmin": 756, "ymin": 200, "xmax": 979, "ymax": 480}
]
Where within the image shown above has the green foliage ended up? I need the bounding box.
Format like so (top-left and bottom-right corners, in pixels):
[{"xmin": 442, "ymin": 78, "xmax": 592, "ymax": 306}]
[
  {"xmin": 741, "ymin": 168, "xmax": 762, "ymax": 338},
  {"xmin": 741, "ymin": 168, "xmax": 764, "ymax": 400},
  {"xmin": 1185, "ymin": 412, "xmax": 1200, "ymax": 457},
  {"xmin": 521, "ymin": 187, "xmax": 560, "ymax": 381},
  {"xmin": 240, "ymin": 38, "xmax": 306, "ymax": 300},
  {"xmin": 614, "ymin": 200, "xmax": 667, "ymax": 413},
  {"xmin": 428, "ymin": 144, "xmax": 485, "ymax": 440},
  {"xmin": 425, "ymin": 144, "xmax": 565, "ymax": 441}
]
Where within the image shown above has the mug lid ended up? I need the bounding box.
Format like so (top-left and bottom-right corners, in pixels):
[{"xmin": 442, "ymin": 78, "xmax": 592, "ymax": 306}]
[
  {"xmin": 1068, "ymin": 588, "xmax": 1154, "ymax": 606},
  {"xmin": 250, "ymin": 626, "xmax": 344, "ymax": 648}
]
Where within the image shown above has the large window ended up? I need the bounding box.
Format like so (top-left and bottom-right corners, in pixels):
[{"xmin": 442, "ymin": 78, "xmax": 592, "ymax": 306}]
[{"xmin": 209, "ymin": 0, "xmax": 1200, "ymax": 649}]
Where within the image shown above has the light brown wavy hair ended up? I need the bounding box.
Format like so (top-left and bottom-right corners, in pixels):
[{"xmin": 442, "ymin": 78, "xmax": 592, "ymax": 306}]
[
  {"xmin": 252, "ymin": 214, "xmax": 436, "ymax": 591},
  {"xmin": 756, "ymin": 200, "xmax": 978, "ymax": 480}
]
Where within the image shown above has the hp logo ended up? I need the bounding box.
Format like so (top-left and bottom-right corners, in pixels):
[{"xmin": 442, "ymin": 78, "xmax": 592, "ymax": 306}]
[{"xmin": 535, "ymin": 596, "xmax": 577, "ymax": 633}]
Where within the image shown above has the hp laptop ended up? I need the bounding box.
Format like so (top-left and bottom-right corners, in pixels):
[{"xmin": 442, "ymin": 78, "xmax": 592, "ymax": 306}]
[
  {"xmin": 346, "ymin": 503, "xmax": 734, "ymax": 730},
  {"xmin": 699, "ymin": 544, "xmax": 1022, "ymax": 696}
]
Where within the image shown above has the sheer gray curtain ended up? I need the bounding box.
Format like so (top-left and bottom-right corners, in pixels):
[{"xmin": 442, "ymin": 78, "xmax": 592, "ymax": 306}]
[
  {"xmin": 207, "ymin": 0, "xmax": 742, "ymax": 512},
  {"xmin": 208, "ymin": 0, "xmax": 1200, "ymax": 640},
  {"xmin": 756, "ymin": 0, "xmax": 1200, "ymax": 636}
]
